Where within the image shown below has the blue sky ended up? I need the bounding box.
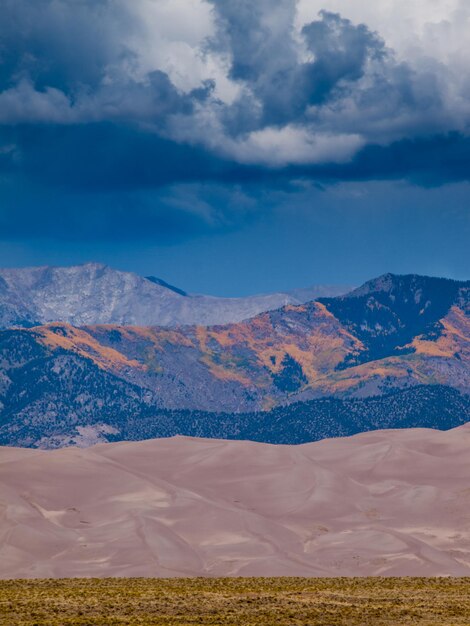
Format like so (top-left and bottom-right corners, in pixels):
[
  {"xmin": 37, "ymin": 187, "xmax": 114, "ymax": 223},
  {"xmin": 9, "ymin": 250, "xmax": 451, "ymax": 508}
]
[{"xmin": 0, "ymin": 0, "xmax": 469, "ymax": 295}]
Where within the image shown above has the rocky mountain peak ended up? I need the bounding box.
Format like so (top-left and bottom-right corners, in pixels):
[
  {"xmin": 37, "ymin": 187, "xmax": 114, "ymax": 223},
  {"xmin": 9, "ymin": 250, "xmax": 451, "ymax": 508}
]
[{"xmin": 0, "ymin": 263, "xmax": 350, "ymax": 328}]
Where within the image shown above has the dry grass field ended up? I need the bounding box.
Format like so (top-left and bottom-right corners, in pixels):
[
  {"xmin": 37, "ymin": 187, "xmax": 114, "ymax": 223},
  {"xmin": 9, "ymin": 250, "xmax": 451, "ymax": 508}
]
[{"xmin": 1, "ymin": 577, "xmax": 470, "ymax": 625}]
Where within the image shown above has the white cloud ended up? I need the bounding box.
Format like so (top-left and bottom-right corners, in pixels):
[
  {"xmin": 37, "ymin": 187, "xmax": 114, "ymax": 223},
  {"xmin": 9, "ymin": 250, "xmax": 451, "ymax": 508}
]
[
  {"xmin": 0, "ymin": 80, "xmax": 75, "ymax": 124},
  {"xmin": 124, "ymin": 0, "xmax": 213, "ymax": 88},
  {"xmin": 219, "ymin": 126, "xmax": 365, "ymax": 167}
]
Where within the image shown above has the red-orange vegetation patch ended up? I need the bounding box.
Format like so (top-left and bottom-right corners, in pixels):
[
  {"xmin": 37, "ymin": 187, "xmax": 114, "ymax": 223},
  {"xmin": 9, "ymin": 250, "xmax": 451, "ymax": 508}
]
[
  {"xmin": 315, "ymin": 302, "xmax": 365, "ymax": 350},
  {"xmin": 318, "ymin": 356, "xmax": 423, "ymax": 395},
  {"xmin": 192, "ymin": 304, "xmax": 361, "ymax": 387},
  {"xmin": 89, "ymin": 325, "xmax": 195, "ymax": 350},
  {"xmin": 283, "ymin": 304, "xmax": 307, "ymax": 313},
  {"xmin": 34, "ymin": 324, "xmax": 142, "ymax": 372},
  {"xmin": 411, "ymin": 307, "xmax": 470, "ymax": 359}
]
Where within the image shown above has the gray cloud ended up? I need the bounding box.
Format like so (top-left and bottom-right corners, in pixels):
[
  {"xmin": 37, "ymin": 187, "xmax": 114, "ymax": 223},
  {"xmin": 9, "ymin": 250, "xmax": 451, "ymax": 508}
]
[
  {"xmin": 0, "ymin": 2, "xmax": 435, "ymax": 132},
  {"xmin": 301, "ymin": 11, "xmax": 386, "ymax": 105},
  {"xmin": 0, "ymin": 0, "xmax": 468, "ymax": 171},
  {"xmin": 0, "ymin": 0, "xmax": 469, "ymax": 253},
  {"xmin": 0, "ymin": 0, "xmax": 129, "ymax": 92},
  {"xmin": 194, "ymin": 6, "xmax": 427, "ymax": 165},
  {"xmin": 0, "ymin": 0, "xmax": 212, "ymax": 128},
  {"xmin": 209, "ymin": 5, "xmax": 389, "ymax": 127}
]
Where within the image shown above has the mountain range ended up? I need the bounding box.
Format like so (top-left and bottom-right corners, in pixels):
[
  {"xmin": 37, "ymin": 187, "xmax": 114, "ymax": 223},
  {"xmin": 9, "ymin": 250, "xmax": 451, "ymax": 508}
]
[{"xmin": 0, "ymin": 265, "xmax": 468, "ymax": 448}]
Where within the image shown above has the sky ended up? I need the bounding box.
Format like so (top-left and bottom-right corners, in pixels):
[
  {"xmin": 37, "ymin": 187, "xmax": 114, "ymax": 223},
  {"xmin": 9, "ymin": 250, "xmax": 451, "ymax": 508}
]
[{"xmin": 0, "ymin": 0, "xmax": 469, "ymax": 296}]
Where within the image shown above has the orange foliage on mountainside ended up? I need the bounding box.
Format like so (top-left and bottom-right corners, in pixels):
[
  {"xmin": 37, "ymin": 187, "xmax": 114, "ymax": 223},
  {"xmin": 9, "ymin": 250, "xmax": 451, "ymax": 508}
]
[
  {"xmin": 28, "ymin": 300, "xmax": 470, "ymax": 402},
  {"xmin": 319, "ymin": 306, "xmax": 470, "ymax": 394},
  {"xmin": 34, "ymin": 324, "xmax": 143, "ymax": 372},
  {"xmin": 31, "ymin": 303, "xmax": 364, "ymax": 389},
  {"xmin": 412, "ymin": 307, "xmax": 470, "ymax": 359},
  {"xmin": 191, "ymin": 302, "xmax": 364, "ymax": 385}
]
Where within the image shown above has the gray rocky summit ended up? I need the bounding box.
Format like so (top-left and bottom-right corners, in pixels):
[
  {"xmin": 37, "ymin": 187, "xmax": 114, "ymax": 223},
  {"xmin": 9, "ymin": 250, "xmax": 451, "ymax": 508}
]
[{"xmin": 0, "ymin": 263, "xmax": 352, "ymax": 328}]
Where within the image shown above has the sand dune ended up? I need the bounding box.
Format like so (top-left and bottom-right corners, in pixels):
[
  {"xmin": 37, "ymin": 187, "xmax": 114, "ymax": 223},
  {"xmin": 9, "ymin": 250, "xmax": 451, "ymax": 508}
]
[{"xmin": 1, "ymin": 425, "xmax": 470, "ymax": 579}]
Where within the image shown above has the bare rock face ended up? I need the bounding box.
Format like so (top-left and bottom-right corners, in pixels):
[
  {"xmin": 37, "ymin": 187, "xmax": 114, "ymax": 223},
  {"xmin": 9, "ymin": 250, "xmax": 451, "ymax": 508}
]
[
  {"xmin": 1, "ymin": 424, "xmax": 470, "ymax": 579},
  {"xmin": 0, "ymin": 263, "xmax": 352, "ymax": 328}
]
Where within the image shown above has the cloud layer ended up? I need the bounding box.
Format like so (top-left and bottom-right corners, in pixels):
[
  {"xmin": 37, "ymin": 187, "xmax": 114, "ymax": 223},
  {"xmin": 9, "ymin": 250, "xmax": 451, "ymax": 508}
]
[
  {"xmin": 2, "ymin": 1, "xmax": 469, "ymax": 160},
  {"xmin": 0, "ymin": 0, "xmax": 469, "ymax": 243}
]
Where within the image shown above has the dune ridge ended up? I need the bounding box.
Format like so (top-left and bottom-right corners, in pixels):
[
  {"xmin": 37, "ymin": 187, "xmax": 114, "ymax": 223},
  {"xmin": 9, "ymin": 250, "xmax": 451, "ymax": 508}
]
[{"xmin": 1, "ymin": 425, "xmax": 470, "ymax": 579}]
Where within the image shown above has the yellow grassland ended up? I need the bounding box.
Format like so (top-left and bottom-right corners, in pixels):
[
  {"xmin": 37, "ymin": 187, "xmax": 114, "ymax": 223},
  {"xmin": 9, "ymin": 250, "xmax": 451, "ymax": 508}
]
[{"xmin": 1, "ymin": 577, "xmax": 470, "ymax": 626}]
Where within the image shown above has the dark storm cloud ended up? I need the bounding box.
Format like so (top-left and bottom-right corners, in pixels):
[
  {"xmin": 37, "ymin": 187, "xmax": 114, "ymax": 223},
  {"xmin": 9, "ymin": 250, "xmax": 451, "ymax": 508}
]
[
  {"xmin": 0, "ymin": 0, "xmax": 213, "ymax": 126},
  {"xmin": 203, "ymin": 4, "xmax": 459, "ymax": 169},
  {"xmin": 0, "ymin": 125, "xmax": 469, "ymax": 243},
  {"xmin": 294, "ymin": 133, "xmax": 470, "ymax": 187},
  {"xmin": 3, "ymin": 121, "xmax": 468, "ymax": 194},
  {"xmin": 301, "ymin": 11, "xmax": 386, "ymax": 105},
  {"xmin": 0, "ymin": 0, "xmax": 469, "ymax": 245},
  {"xmin": 0, "ymin": 0, "xmax": 129, "ymax": 93},
  {"xmin": 4, "ymin": 123, "xmax": 238, "ymax": 190},
  {"xmin": 0, "ymin": 1, "xmax": 445, "ymax": 138},
  {"xmin": 210, "ymin": 4, "xmax": 389, "ymax": 126},
  {"xmin": 0, "ymin": 0, "xmax": 464, "ymax": 170}
]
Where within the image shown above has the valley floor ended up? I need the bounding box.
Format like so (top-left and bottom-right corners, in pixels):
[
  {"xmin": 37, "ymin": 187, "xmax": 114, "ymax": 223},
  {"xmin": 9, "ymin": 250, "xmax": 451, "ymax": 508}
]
[{"xmin": 1, "ymin": 577, "xmax": 470, "ymax": 625}]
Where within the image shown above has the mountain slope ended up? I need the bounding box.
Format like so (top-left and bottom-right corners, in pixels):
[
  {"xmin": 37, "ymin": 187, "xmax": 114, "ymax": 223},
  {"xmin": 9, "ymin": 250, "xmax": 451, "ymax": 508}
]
[
  {"xmin": 2, "ymin": 424, "xmax": 470, "ymax": 578},
  {"xmin": 1, "ymin": 380, "xmax": 467, "ymax": 449},
  {"xmin": 319, "ymin": 274, "xmax": 469, "ymax": 364},
  {"xmin": 0, "ymin": 263, "xmax": 352, "ymax": 328},
  {"xmin": 11, "ymin": 273, "xmax": 467, "ymax": 409}
]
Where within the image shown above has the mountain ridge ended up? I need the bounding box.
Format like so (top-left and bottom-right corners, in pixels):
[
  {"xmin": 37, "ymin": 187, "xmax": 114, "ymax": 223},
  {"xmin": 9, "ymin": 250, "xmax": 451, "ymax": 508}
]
[{"xmin": 0, "ymin": 262, "xmax": 353, "ymax": 328}]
